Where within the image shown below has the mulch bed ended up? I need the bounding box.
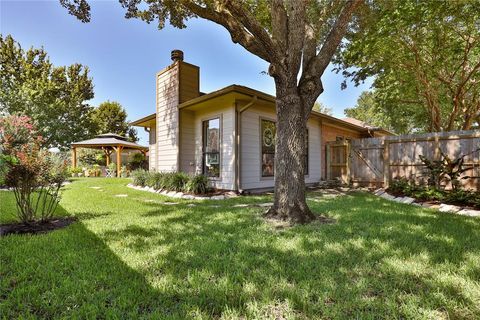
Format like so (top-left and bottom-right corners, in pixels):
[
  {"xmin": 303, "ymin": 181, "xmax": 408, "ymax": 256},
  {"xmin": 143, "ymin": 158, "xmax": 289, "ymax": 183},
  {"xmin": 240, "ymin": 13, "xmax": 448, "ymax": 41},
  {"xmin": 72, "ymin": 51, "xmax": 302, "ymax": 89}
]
[{"xmin": 0, "ymin": 217, "xmax": 77, "ymax": 237}]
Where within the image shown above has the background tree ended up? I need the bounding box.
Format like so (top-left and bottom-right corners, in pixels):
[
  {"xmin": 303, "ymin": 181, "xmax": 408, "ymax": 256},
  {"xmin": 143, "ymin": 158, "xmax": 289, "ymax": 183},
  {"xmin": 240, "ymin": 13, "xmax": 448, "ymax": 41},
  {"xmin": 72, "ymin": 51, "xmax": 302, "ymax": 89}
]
[
  {"xmin": 0, "ymin": 35, "xmax": 95, "ymax": 150},
  {"xmin": 336, "ymin": 0, "xmax": 480, "ymax": 132},
  {"xmin": 312, "ymin": 101, "xmax": 333, "ymax": 115},
  {"xmin": 62, "ymin": 0, "xmax": 363, "ymax": 223},
  {"xmin": 344, "ymin": 90, "xmax": 418, "ymax": 134},
  {"xmin": 91, "ymin": 101, "xmax": 138, "ymax": 142}
]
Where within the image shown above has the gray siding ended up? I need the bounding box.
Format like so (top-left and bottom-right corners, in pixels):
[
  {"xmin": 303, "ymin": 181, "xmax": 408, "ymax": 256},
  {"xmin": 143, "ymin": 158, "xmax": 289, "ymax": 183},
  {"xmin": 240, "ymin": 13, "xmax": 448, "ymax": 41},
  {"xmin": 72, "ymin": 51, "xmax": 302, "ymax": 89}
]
[
  {"xmin": 240, "ymin": 105, "xmax": 322, "ymax": 190},
  {"xmin": 193, "ymin": 105, "xmax": 236, "ymax": 190}
]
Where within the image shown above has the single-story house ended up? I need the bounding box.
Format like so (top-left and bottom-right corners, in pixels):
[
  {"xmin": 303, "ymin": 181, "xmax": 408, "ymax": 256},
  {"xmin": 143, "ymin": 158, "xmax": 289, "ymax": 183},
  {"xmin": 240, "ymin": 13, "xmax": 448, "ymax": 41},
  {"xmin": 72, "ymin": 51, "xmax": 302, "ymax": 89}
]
[{"xmin": 132, "ymin": 50, "xmax": 391, "ymax": 192}]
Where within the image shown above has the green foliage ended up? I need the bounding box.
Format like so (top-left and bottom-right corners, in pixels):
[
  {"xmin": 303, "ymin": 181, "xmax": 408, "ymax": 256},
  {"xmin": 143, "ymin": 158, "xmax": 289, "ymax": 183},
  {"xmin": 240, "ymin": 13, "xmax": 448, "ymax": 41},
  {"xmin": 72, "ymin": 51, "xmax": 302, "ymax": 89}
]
[
  {"xmin": 185, "ymin": 174, "xmax": 210, "ymax": 195},
  {"xmin": 444, "ymin": 189, "xmax": 480, "ymax": 208},
  {"xmin": 90, "ymin": 101, "xmax": 138, "ymax": 142},
  {"xmin": 131, "ymin": 170, "xmax": 210, "ymax": 194},
  {"xmin": 419, "ymin": 149, "xmax": 478, "ymax": 191},
  {"xmin": 77, "ymin": 149, "xmax": 105, "ymax": 166},
  {"xmin": 412, "ymin": 187, "xmax": 445, "ymax": 202},
  {"xmin": 388, "ymin": 178, "xmax": 417, "ymax": 196},
  {"xmin": 145, "ymin": 171, "xmax": 163, "ymax": 189},
  {"xmin": 127, "ymin": 152, "xmax": 147, "ymax": 171},
  {"xmin": 0, "ymin": 152, "xmax": 6, "ymax": 187},
  {"xmin": 388, "ymin": 174, "xmax": 480, "ymax": 207},
  {"xmin": 344, "ymin": 91, "xmax": 415, "ymax": 134},
  {"xmin": 131, "ymin": 169, "xmax": 149, "ymax": 187},
  {"xmin": 312, "ymin": 101, "xmax": 333, "ymax": 115},
  {"xmin": 0, "ymin": 115, "xmax": 68, "ymax": 223},
  {"xmin": 165, "ymin": 172, "xmax": 189, "ymax": 192},
  {"xmin": 337, "ymin": 0, "xmax": 480, "ymax": 132},
  {"xmin": 0, "ymin": 35, "xmax": 95, "ymax": 150}
]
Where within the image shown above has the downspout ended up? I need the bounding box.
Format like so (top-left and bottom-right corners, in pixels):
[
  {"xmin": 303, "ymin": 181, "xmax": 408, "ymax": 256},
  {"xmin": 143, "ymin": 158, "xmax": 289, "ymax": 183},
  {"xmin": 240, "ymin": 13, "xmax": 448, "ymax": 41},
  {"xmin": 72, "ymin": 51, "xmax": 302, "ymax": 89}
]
[{"xmin": 235, "ymin": 95, "xmax": 257, "ymax": 192}]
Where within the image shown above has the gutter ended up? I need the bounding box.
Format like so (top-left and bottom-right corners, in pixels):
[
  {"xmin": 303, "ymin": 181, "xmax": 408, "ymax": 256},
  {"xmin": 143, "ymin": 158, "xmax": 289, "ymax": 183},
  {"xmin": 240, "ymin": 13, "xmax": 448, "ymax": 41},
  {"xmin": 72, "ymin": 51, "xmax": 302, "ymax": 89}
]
[{"xmin": 235, "ymin": 95, "xmax": 257, "ymax": 192}]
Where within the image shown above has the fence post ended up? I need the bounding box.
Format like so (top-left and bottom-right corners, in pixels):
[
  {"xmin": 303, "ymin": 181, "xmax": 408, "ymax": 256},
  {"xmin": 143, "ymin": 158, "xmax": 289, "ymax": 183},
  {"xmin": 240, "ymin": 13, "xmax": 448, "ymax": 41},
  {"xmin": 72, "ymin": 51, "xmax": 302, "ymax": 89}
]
[
  {"xmin": 346, "ymin": 140, "xmax": 351, "ymax": 185},
  {"xmin": 326, "ymin": 143, "xmax": 331, "ymax": 180},
  {"xmin": 383, "ymin": 140, "xmax": 390, "ymax": 189}
]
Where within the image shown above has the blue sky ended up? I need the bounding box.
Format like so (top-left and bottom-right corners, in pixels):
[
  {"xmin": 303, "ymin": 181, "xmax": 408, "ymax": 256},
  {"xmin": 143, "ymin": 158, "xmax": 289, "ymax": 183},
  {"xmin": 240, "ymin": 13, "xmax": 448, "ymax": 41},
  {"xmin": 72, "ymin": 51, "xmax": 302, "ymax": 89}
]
[{"xmin": 1, "ymin": 0, "xmax": 371, "ymax": 144}]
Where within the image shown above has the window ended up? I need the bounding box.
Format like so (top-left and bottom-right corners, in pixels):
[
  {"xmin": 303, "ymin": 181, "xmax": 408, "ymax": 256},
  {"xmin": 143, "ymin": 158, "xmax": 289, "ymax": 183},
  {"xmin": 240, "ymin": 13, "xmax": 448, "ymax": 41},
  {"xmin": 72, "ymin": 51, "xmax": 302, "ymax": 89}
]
[
  {"xmin": 261, "ymin": 119, "xmax": 308, "ymax": 177},
  {"xmin": 202, "ymin": 118, "xmax": 220, "ymax": 177},
  {"xmin": 261, "ymin": 119, "xmax": 276, "ymax": 177}
]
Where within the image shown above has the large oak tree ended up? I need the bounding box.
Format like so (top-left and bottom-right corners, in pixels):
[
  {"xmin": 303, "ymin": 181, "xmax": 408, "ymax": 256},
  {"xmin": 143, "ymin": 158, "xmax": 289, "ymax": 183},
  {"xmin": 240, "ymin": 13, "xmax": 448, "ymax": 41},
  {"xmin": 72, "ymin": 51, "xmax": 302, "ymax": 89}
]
[{"xmin": 61, "ymin": 0, "xmax": 363, "ymax": 223}]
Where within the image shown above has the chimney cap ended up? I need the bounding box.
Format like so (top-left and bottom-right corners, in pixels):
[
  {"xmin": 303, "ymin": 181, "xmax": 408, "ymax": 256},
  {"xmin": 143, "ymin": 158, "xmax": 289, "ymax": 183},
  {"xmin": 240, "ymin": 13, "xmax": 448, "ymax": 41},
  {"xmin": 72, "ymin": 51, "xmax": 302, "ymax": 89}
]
[{"xmin": 171, "ymin": 50, "xmax": 184, "ymax": 62}]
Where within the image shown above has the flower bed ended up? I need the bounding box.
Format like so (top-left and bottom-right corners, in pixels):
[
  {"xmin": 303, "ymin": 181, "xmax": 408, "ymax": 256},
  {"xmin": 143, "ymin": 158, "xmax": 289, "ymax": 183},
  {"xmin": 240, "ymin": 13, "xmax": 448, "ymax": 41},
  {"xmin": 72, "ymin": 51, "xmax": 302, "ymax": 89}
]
[
  {"xmin": 128, "ymin": 169, "xmax": 237, "ymax": 200},
  {"xmin": 373, "ymin": 187, "xmax": 480, "ymax": 217}
]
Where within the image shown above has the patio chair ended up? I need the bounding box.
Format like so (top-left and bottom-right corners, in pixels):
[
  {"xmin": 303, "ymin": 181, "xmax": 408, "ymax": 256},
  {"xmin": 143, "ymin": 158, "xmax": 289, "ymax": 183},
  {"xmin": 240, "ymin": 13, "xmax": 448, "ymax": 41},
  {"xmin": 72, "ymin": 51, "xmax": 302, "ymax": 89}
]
[{"xmin": 105, "ymin": 169, "xmax": 114, "ymax": 178}]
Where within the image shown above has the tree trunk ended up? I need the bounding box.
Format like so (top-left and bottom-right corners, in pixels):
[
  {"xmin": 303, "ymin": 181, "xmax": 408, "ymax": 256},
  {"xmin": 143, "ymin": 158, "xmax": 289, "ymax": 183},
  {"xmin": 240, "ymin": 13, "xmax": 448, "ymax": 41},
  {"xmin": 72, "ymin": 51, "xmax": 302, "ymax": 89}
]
[{"xmin": 265, "ymin": 85, "xmax": 317, "ymax": 224}]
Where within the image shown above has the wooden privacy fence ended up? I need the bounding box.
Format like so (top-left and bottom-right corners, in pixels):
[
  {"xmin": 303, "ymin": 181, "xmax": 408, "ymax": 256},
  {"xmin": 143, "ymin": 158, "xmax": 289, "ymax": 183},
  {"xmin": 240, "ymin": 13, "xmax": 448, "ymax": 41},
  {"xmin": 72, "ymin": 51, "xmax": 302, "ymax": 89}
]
[{"xmin": 326, "ymin": 130, "xmax": 480, "ymax": 190}]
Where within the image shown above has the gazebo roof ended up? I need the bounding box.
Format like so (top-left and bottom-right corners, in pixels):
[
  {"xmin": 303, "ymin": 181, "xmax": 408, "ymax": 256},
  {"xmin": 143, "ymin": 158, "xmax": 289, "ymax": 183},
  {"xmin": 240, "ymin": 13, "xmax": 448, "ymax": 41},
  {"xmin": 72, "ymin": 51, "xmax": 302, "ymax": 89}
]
[{"xmin": 71, "ymin": 133, "xmax": 148, "ymax": 150}]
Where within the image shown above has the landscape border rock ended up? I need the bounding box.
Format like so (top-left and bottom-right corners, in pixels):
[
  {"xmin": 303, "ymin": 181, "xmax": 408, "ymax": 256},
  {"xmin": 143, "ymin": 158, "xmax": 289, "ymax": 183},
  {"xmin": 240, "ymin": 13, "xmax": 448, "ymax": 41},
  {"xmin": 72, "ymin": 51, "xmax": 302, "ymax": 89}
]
[
  {"xmin": 372, "ymin": 188, "xmax": 480, "ymax": 217},
  {"xmin": 127, "ymin": 183, "xmax": 237, "ymax": 200}
]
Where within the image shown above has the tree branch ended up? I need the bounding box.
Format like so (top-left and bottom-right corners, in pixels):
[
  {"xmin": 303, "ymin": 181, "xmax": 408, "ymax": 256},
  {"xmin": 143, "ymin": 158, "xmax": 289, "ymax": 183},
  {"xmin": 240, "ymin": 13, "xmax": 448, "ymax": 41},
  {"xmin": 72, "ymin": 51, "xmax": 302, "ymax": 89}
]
[
  {"xmin": 181, "ymin": 1, "xmax": 272, "ymax": 62},
  {"xmin": 222, "ymin": 0, "xmax": 280, "ymax": 63},
  {"xmin": 303, "ymin": 0, "xmax": 363, "ymax": 80}
]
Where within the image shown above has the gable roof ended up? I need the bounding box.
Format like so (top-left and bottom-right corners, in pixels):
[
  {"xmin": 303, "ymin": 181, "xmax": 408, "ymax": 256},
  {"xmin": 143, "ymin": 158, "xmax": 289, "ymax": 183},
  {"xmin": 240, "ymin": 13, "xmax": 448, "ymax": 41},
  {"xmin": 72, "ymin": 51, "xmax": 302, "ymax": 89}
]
[
  {"xmin": 132, "ymin": 84, "xmax": 392, "ymax": 136},
  {"xmin": 342, "ymin": 117, "xmax": 394, "ymax": 136}
]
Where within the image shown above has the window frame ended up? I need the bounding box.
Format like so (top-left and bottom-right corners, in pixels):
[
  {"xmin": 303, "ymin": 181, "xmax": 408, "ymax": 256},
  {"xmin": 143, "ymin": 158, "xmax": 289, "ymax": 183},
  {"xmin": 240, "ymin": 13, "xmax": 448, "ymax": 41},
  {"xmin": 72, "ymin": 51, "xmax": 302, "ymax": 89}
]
[
  {"xmin": 260, "ymin": 117, "xmax": 276, "ymax": 179},
  {"xmin": 202, "ymin": 116, "xmax": 222, "ymax": 179},
  {"xmin": 259, "ymin": 117, "xmax": 309, "ymax": 179}
]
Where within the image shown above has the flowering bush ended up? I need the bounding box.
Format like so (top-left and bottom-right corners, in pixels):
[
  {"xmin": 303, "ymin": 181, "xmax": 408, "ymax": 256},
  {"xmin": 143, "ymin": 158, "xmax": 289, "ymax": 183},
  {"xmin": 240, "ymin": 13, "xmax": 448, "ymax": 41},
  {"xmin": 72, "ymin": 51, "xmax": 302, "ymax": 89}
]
[{"xmin": 0, "ymin": 115, "xmax": 68, "ymax": 223}]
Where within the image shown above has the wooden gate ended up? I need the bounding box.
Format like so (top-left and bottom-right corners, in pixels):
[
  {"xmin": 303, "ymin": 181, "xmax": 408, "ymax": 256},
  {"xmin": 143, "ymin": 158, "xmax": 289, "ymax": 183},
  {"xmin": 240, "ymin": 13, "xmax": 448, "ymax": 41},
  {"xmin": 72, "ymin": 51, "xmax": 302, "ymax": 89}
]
[
  {"xmin": 350, "ymin": 138, "xmax": 385, "ymax": 187},
  {"xmin": 326, "ymin": 141, "xmax": 350, "ymax": 183}
]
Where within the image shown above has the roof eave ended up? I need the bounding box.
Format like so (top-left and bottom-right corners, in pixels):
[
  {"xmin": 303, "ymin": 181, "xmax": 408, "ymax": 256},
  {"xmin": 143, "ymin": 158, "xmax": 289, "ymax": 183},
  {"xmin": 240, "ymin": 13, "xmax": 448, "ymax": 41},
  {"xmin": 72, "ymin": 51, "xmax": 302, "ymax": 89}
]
[{"xmin": 131, "ymin": 113, "xmax": 156, "ymax": 127}]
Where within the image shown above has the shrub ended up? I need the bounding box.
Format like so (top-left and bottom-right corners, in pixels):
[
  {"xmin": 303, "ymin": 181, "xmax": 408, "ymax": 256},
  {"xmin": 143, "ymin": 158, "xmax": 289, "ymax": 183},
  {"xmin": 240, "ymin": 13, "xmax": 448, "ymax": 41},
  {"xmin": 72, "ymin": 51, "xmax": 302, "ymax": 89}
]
[
  {"xmin": 444, "ymin": 189, "xmax": 478, "ymax": 206},
  {"xmin": 165, "ymin": 172, "xmax": 189, "ymax": 192},
  {"xmin": 388, "ymin": 178, "xmax": 416, "ymax": 196},
  {"xmin": 131, "ymin": 169, "xmax": 149, "ymax": 187},
  {"xmin": 152, "ymin": 172, "xmax": 164, "ymax": 190},
  {"xmin": 78, "ymin": 149, "xmax": 105, "ymax": 166},
  {"xmin": 186, "ymin": 174, "xmax": 209, "ymax": 194},
  {"xmin": 0, "ymin": 156, "xmax": 6, "ymax": 187},
  {"xmin": 128, "ymin": 152, "xmax": 148, "ymax": 171},
  {"xmin": 412, "ymin": 187, "xmax": 445, "ymax": 202},
  {"xmin": 419, "ymin": 148, "xmax": 479, "ymax": 191},
  {"xmin": 0, "ymin": 115, "xmax": 68, "ymax": 223},
  {"xmin": 146, "ymin": 171, "xmax": 166, "ymax": 190}
]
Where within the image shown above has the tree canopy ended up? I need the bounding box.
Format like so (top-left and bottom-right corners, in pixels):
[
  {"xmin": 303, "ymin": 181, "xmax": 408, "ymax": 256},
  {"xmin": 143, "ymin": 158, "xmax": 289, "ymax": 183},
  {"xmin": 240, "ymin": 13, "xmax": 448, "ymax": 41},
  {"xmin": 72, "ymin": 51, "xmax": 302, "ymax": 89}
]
[
  {"xmin": 60, "ymin": 0, "xmax": 363, "ymax": 223},
  {"xmin": 312, "ymin": 101, "xmax": 333, "ymax": 115},
  {"xmin": 90, "ymin": 101, "xmax": 138, "ymax": 142},
  {"xmin": 345, "ymin": 90, "xmax": 420, "ymax": 135},
  {"xmin": 336, "ymin": 0, "xmax": 480, "ymax": 132},
  {"xmin": 0, "ymin": 35, "xmax": 95, "ymax": 150}
]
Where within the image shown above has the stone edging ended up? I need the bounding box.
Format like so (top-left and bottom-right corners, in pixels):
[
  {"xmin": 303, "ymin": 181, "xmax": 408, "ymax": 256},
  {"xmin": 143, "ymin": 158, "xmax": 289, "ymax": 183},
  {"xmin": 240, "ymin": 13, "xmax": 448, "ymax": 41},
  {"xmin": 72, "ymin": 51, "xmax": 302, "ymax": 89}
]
[
  {"xmin": 373, "ymin": 188, "xmax": 480, "ymax": 217},
  {"xmin": 127, "ymin": 184, "xmax": 238, "ymax": 200}
]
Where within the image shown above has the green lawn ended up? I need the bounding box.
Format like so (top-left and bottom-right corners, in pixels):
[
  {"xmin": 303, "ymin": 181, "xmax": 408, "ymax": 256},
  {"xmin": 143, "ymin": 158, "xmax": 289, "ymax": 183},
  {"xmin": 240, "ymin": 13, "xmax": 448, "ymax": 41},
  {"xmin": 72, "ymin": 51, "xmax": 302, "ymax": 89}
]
[{"xmin": 1, "ymin": 178, "xmax": 479, "ymax": 319}]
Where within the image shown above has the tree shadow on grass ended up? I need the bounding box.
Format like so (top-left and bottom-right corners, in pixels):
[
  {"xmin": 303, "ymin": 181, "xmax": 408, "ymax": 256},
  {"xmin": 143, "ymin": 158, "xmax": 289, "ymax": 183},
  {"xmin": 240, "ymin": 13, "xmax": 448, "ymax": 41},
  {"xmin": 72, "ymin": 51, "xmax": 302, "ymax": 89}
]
[
  {"xmin": 98, "ymin": 195, "xmax": 480, "ymax": 318},
  {"xmin": 0, "ymin": 207, "xmax": 172, "ymax": 318},
  {"xmin": 2, "ymin": 192, "xmax": 480, "ymax": 319}
]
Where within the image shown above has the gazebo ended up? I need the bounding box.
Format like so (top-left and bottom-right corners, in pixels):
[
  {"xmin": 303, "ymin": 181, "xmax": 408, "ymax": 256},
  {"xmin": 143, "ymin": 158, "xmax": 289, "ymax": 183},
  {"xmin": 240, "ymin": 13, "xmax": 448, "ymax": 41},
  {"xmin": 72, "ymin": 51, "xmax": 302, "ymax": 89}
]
[{"xmin": 71, "ymin": 133, "xmax": 148, "ymax": 177}]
